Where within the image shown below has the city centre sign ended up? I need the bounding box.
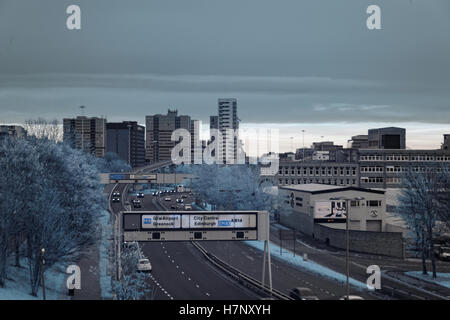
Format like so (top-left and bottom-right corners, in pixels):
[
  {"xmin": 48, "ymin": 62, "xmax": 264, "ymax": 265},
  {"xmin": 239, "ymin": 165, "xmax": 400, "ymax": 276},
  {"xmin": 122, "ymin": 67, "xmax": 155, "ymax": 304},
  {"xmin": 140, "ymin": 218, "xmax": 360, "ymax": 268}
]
[
  {"xmin": 122, "ymin": 211, "xmax": 267, "ymax": 242},
  {"xmin": 141, "ymin": 213, "xmax": 257, "ymax": 229}
]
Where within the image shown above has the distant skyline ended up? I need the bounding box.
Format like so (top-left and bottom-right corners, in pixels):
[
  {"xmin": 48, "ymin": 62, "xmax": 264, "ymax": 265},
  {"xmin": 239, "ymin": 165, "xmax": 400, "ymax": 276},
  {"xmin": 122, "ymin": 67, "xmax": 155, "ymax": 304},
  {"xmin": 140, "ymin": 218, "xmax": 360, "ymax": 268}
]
[{"xmin": 1, "ymin": 1, "xmax": 450, "ymax": 153}]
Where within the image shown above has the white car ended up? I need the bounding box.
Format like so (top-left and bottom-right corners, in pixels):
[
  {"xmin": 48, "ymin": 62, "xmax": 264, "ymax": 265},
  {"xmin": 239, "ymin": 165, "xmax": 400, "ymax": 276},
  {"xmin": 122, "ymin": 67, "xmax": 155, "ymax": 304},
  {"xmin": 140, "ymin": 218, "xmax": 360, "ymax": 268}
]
[
  {"xmin": 340, "ymin": 295, "xmax": 364, "ymax": 300},
  {"xmin": 164, "ymin": 197, "xmax": 171, "ymax": 201},
  {"xmin": 137, "ymin": 258, "xmax": 152, "ymax": 272}
]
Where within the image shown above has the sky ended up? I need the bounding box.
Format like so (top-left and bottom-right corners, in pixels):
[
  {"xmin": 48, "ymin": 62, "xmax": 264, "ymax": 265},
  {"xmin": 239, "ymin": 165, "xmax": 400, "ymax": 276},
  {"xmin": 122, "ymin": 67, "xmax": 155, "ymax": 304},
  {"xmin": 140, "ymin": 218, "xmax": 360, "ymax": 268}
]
[{"xmin": 0, "ymin": 0, "xmax": 449, "ymax": 152}]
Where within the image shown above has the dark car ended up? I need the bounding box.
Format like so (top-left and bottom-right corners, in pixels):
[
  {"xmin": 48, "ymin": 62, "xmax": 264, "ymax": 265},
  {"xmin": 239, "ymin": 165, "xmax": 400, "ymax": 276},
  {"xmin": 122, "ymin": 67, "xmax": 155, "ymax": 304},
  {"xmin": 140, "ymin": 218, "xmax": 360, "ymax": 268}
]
[
  {"xmin": 132, "ymin": 199, "xmax": 141, "ymax": 208},
  {"xmin": 289, "ymin": 287, "xmax": 319, "ymax": 300},
  {"xmin": 171, "ymin": 205, "xmax": 177, "ymax": 209},
  {"xmin": 181, "ymin": 194, "xmax": 188, "ymax": 199}
]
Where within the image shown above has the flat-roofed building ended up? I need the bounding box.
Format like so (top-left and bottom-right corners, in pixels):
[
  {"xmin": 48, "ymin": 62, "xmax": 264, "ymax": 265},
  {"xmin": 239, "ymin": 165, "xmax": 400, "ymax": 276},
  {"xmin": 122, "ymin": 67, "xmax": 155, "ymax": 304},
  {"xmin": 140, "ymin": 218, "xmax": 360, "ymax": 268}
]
[
  {"xmin": 358, "ymin": 149, "xmax": 450, "ymax": 188},
  {"xmin": 368, "ymin": 127, "xmax": 406, "ymax": 149},
  {"xmin": 63, "ymin": 116, "xmax": 106, "ymax": 157},
  {"xmin": 276, "ymin": 161, "xmax": 359, "ymax": 187},
  {"xmin": 279, "ymin": 184, "xmax": 387, "ymax": 234},
  {"xmin": 106, "ymin": 121, "xmax": 145, "ymax": 168},
  {"xmin": 0, "ymin": 125, "xmax": 27, "ymax": 139}
]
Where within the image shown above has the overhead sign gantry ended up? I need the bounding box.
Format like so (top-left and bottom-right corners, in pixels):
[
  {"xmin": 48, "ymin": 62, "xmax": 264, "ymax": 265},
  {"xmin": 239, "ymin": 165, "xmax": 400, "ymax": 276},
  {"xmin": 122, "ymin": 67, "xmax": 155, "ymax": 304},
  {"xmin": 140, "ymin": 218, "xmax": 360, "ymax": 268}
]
[
  {"xmin": 119, "ymin": 210, "xmax": 272, "ymax": 293},
  {"xmin": 122, "ymin": 211, "xmax": 268, "ymax": 242},
  {"xmin": 100, "ymin": 173, "xmax": 192, "ymax": 184}
]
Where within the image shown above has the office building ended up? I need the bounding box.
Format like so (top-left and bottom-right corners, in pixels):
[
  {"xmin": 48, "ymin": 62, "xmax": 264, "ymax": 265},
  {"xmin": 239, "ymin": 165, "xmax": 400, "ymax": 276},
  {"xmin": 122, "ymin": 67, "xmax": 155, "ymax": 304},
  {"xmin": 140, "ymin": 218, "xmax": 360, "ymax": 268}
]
[
  {"xmin": 106, "ymin": 121, "xmax": 145, "ymax": 168},
  {"xmin": 209, "ymin": 116, "xmax": 218, "ymax": 131},
  {"xmin": 368, "ymin": 127, "xmax": 406, "ymax": 149},
  {"xmin": 312, "ymin": 141, "xmax": 343, "ymax": 152},
  {"xmin": 216, "ymin": 98, "xmax": 239, "ymax": 162},
  {"xmin": 279, "ymin": 184, "xmax": 387, "ymax": 233},
  {"xmin": 357, "ymin": 149, "xmax": 450, "ymax": 188},
  {"xmin": 442, "ymin": 134, "xmax": 450, "ymax": 150},
  {"xmin": 146, "ymin": 110, "xmax": 200, "ymax": 163},
  {"xmin": 348, "ymin": 135, "xmax": 369, "ymax": 149},
  {"xmin": 277, "ymin": 184, "xmax": 405, "ymax": 258},
  {"xmin": 63, "ymin": 116, "xmax": 106, "ymax": 157},
  {"xmin": 276, "ymin": 161, "xmax": 360, "ymax": 187},
  {"xmin": 0, "ymin": 125, "xmax": 27, "ymax": 139},
  {"xmin": 275, "ymin": 148, "xmax": 450, "ymax": 189}
]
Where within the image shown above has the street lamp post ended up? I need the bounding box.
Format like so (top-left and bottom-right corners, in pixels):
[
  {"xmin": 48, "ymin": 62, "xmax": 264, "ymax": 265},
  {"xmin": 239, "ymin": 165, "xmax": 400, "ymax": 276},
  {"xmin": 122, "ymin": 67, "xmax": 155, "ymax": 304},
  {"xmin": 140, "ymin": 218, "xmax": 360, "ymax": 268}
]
[
  {"xmin": 301, "ymin": 130, "xmax": 305, "ymax": 162},
  {"xmin": 40, "ymin": 248, "xmax": 46, "ymax": 300},
  {"xmin": 329, "ymin": 196, "xmax": 365, "ymax": 300}
]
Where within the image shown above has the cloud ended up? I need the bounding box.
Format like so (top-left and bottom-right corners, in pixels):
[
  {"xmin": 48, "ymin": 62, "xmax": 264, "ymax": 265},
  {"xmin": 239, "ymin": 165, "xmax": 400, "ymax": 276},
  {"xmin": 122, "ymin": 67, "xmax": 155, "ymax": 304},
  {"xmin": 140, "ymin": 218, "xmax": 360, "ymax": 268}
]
[{"xmin": 0, "ymin": 73, "xmax": 449, "ymax": 126}]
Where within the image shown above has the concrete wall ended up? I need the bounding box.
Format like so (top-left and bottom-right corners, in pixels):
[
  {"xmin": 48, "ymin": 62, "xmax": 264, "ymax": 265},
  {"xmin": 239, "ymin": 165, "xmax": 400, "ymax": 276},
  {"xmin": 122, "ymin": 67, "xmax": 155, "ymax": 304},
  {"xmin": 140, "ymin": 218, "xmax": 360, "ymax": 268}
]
[
  {"xmin": 313, "ymin": 223, "xmax": 404, "ymax": 258},
  {"xmin": 280, "ymin": 210, "xmax": 314, "ymax": 236}
]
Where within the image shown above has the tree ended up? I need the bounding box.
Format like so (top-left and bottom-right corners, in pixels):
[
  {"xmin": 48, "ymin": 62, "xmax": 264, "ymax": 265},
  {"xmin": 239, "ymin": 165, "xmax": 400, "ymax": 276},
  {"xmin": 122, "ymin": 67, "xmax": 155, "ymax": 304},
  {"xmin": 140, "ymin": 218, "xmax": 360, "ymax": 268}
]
[
  {"xmin": 98, "ymin": 152, "xmax": 131, "ymax": 173},
  {"xmin": 0, "ymin": 137, "xmax": 43, "ymax": 286},
  {"xmin": 113, "ymin": 243, "xmax": 153, "ymax": 300},
  {"xmin": 190, "ymin": 164, "xmax": 276, "ymax": 212},
  {"xmin": 24, "ymin": 118, "xmax": 62, "ymax": 141},
  {"xmin": 0, "ymin": 129, "xmax": 107, "ymax": 295},
  {"xmin": 397, "ymin": 166, "xmax": 448, "ymax": 278}
]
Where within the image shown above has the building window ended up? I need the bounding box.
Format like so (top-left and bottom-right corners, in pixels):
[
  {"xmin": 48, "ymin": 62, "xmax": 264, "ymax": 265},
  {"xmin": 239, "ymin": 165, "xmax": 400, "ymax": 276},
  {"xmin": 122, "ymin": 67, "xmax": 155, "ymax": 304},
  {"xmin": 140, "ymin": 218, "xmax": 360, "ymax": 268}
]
[
  {"xmin": 350, "ymin": 200, "xmax": 360, "ymax": 207},
  {"xmin": 367, "ymin": 200, "xmax": 381, "ymax": 207}
]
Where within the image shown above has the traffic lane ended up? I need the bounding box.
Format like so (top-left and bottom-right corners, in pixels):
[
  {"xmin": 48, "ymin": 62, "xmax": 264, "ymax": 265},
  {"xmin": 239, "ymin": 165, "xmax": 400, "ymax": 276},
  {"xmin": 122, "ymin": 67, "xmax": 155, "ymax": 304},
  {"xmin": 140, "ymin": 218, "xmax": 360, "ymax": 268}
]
[
  {"xmin": 154, "ymin": 195, "xmax": 350, "ymax": 299},
  {"xmin": 141, "ymin": 241, "xmax": 206, "ymax": 300},
  {"xmin": 141, "ymin": 241, "xmax": 257, "ymax": 300},
  {"xmin": 269, "ymin": 227, "xmax": 444, "ymax": 299},
  {"xmin": 282, "ymin": 228, "xmax": 450, "ymax": 273},
  {"xmin": 164, "ymin": 241, "xmax": 258, "ymax": 299},
  {"xmin": 199, "ymin": 240, "xmax": 368, "ymax": 300},
  {"xmin": 157, "ymin": 193, "xmax": 194, "ymax": 211},
  {"xmin": 137, "ymin": 192, "xmax": 257, "ymax": 300}
]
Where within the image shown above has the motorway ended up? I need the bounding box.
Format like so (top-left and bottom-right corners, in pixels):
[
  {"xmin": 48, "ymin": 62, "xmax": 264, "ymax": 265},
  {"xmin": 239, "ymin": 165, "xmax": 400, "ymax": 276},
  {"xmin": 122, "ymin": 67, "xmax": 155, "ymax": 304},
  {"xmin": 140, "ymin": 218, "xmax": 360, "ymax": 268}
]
[
  {"xmin": 107, "ymin": 163, "xmax": 450, "ymax": 300},
  {"xmin": 110, "ymin": 183, "xmax": 258, "ymax": 300},
  {"xmin": 110, "ymin": 182, "xmax": 380, "ymax": 300}
]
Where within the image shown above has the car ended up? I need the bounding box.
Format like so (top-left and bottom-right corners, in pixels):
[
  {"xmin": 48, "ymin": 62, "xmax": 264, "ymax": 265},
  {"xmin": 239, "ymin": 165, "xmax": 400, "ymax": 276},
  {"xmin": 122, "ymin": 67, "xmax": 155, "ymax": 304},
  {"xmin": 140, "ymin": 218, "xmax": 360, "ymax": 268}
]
[
  {"xmin": 132, "ymin": 199, "xmax": 141, "ymax": 208},
  {"xmin": 137, "ymin": 192, "xmax": 144, "ymax": 198},
  {"xmin": 184, "ymin": 204, "xmax": 192, "ymax": 210},
  {"xmin": 171, "ymin": 205, "xmax": 177, "ymax": 209},
  {"xmin": 123, "ymin": 241, "xmax": 139, "ymax": 250},
  {"xmin": 434, "ymin": 246, "xmax": 450, "ymax": 261},
  {"xmin": 164, "ymin": 197, "xmax": 171, "ymax": 201},
  {"xmin": 137, "ymin": 258, "xmax": 152, "ymax": 272},
  {"xmin": 113, "ymin": 192, "xmax": 121, "ymax": 197},
  {"xmin": 289, "ymin": 287, "xmax": 319, "ymax": 300},
  {"xmin": 181, "ymin": 194, "xmax": 188, "ymax": 199},
  {"xmin": 339, "ymin": 295, "xmax": 364, "ymax": 300},
  {"xmin": 176, "ymin": 198, "xmax": 184, "ymax": 203},
  {"xmin": 112, "ymin": 197, "xmax": 120, "ymax": 203}
]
